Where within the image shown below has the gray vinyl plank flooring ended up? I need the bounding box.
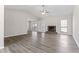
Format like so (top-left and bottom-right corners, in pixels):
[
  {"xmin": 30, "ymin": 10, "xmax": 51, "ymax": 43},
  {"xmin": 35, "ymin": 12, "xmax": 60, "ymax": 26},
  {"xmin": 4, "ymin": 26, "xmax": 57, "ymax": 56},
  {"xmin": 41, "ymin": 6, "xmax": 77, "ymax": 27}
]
[{"xmin": 0, "ymin": 32, "xmax": 79, "ymax": 53}]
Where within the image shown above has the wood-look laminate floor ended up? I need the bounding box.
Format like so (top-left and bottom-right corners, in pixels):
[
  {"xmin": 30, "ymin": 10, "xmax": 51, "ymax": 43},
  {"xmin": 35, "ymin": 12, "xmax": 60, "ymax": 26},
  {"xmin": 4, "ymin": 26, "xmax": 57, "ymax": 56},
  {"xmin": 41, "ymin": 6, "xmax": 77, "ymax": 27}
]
[{"xmin": 1, "ymin": 32, "xmax": 79, "ymax": 53}]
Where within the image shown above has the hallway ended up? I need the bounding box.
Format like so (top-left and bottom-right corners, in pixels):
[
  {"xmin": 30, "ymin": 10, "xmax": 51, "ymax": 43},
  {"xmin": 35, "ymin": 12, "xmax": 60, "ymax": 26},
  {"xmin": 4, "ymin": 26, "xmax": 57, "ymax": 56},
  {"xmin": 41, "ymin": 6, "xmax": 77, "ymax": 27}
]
[{"xmin": 1, "ymin": 32, "xmax": 79, "ymax": 53}]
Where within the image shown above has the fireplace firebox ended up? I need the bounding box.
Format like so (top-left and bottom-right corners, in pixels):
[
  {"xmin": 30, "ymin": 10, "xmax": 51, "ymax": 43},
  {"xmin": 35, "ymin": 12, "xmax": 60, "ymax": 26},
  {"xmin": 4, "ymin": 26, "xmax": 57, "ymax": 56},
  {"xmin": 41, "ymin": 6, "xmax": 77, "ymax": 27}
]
[{"xmin": 48, "ymin": 26, "xmax": 56, "ymax": 32}]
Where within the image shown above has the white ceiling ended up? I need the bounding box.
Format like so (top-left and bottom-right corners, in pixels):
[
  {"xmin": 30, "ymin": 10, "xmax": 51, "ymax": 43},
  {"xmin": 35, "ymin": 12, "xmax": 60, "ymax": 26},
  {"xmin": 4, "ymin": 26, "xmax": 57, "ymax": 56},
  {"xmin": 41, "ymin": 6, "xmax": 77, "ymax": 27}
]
[{"xmin": 5, "ymin": 5, "xmax": 74, "ymax": 18}]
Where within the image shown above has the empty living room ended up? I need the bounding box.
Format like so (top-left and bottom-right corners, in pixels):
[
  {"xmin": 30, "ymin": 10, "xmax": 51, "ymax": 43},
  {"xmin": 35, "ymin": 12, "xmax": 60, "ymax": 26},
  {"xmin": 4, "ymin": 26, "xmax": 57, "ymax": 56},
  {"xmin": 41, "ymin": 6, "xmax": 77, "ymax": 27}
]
[{"xmin": 0, "ymin": 5, "xmax": 79, "ymax": 53}]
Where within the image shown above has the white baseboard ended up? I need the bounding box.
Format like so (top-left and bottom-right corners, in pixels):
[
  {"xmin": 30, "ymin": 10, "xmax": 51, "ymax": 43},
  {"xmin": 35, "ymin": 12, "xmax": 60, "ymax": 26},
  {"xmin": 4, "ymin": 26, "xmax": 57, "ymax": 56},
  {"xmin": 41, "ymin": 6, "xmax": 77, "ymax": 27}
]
[
  {"xmin": 73, "ymin": 35, "xmax": 79, "ymax": 48},
  {"xmin": 4, "ymin": 33, "xmax": 28, "ymax": 38}
]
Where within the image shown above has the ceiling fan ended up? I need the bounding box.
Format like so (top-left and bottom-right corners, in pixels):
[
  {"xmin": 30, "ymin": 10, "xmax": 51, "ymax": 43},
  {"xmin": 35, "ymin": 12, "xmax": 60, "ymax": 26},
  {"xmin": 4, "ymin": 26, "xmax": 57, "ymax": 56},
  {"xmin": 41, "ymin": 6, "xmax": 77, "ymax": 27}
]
[{"xmin": 40, "ymin": 5, "xmax": 49, "ymax": 15}]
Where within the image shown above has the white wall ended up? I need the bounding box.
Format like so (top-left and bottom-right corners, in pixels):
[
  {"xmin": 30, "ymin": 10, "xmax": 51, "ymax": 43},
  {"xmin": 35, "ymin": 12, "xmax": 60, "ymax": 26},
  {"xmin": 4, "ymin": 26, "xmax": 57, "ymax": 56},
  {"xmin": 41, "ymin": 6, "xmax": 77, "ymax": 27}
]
[
  {"xmin": 41, "ymin": 16, "xmax": 72, "ymax": 35},
  {"xmin": 73, "ymin": 6, "xmax": 79, "ymax": 47},
  {"xmin": 4, "ymin": 8, "xmax": 36, "ymax": 37},
  {"xmin": 42, "ymin": 17, "xmax": 57, "ymax": 26},
  {"xmin": 0, "ymin": 5, "xmax": 4, "ymax": 49}
]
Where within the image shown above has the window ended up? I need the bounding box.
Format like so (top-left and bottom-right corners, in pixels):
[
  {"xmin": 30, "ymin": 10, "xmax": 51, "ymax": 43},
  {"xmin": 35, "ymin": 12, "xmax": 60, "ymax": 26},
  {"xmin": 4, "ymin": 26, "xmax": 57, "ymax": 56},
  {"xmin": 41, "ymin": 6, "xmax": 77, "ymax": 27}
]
[
  {"xmin": 32, "ymin": 22, "xmax": 37, "ymax": 27},
  {"xmin": 34, "ymin": 23, "xmax": 37, "ymax": 27},
  {"xmin": 61, "ymin": 20, "xmax": 67, "ymax": 32},
  {"xmin": 31, "ymin": 22, "xmax": 38, "ymax": 31}
]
